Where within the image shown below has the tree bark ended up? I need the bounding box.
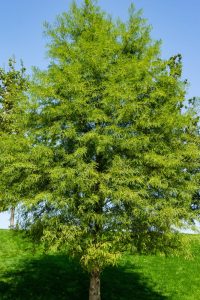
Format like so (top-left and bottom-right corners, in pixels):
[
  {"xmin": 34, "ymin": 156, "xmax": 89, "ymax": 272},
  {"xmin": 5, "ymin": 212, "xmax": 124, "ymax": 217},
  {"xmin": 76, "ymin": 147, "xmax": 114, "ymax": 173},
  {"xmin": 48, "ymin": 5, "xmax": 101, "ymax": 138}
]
[
  {"xmin": 89, "ymin": 269, "xmax": 101, "ymax": 300},
  {"xmin": 10, "ymin": 206, "xmax": 15, "ymax": 228}
]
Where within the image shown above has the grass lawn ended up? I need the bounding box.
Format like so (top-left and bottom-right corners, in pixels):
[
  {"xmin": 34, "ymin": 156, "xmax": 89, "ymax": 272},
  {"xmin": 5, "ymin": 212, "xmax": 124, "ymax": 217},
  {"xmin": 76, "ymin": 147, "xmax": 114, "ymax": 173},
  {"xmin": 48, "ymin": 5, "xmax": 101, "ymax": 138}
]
[{"xmin": 0, "ymin": 229, "xmax": 200, "ymax": 299}]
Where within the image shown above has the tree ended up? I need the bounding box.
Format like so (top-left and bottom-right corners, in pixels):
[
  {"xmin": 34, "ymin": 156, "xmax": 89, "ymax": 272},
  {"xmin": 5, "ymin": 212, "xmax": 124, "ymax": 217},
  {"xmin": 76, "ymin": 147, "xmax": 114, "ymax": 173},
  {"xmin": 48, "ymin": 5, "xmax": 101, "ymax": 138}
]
[
  {"xmin": 189, "ymin": 97, "xmax": 200, "ymax": 212},
  {"xmin": 19, "ymin": 1, "xmax": 199, "ymax": 299},
  {"xmin": 0, "ymin": 59, "xmax": 29, "ymax": 227}
]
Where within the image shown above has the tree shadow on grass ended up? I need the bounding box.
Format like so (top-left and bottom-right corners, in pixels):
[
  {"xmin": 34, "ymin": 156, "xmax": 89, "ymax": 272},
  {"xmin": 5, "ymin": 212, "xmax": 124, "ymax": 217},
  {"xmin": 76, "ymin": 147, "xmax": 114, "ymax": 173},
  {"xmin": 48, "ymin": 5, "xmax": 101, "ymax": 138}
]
[
  {"xmin": 0, "ymin": 255, "xmax": 169, "ymax": 300},
  {"xmin": 0, "ymin": 255, "xmax": 88, "ymax": 300},
  {"xmin": 102, "ymin": 263, "xmax": 169, "ymax": 300}
]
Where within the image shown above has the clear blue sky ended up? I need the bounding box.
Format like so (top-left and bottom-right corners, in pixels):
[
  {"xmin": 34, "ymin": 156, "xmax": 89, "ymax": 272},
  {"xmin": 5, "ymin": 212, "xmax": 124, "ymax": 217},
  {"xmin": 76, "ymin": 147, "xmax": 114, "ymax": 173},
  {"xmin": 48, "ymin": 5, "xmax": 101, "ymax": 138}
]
[{"xmin": 0, "ymin": 0, "xmax": 199, "ymax": 228}]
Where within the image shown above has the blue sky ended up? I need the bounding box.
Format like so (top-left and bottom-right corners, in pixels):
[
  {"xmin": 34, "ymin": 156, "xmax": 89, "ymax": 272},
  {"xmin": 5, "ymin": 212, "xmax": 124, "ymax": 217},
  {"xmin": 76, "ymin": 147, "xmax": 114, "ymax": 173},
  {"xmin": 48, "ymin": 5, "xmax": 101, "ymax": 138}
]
[{"xmin": 0, "ymin": 0, "xmax": 199, "ymax": 228}]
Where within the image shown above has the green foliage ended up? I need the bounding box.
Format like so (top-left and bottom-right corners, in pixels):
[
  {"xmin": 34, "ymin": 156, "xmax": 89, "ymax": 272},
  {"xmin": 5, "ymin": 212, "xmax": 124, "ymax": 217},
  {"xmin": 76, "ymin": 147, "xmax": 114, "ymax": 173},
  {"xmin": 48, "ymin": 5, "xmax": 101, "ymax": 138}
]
[
  {"xmin": 0, "ymin": 58, "xmax": 27, "ymax": 133},
  {"xmin": 0, "ymin": 59, "xmax": 30, "ymax": 212},
  {"xmin": 17, "ymin": 0, "xmax": 200, "ymax": 274},
  {"xmin": 0, "ymin": 1, "xmax": 198, "ymax": 280}
]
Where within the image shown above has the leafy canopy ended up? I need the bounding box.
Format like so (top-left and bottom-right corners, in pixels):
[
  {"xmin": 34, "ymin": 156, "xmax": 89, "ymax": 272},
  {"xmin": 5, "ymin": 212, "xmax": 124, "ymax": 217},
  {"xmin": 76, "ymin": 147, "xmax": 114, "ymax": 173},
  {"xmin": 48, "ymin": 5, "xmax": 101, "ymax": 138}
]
[
  {"xmin": 0, "ymin": 59, "xmax": 29, "ymax": 212},
  {"xmin": 16, "ymin": 0, "xmax": 199, "ymax": 272}
]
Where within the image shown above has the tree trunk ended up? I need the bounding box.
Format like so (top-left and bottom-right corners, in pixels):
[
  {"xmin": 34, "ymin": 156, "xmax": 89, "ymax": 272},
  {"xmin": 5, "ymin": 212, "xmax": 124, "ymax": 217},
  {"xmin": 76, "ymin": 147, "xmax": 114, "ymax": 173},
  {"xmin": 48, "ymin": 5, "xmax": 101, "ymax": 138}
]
[
  {"xmin": 89, "ymin": 269, "xmax": 101, "ymax": 300},
  {"xmin": 10, "ymin": 207, "xmax": 15, "ymax": 228}
]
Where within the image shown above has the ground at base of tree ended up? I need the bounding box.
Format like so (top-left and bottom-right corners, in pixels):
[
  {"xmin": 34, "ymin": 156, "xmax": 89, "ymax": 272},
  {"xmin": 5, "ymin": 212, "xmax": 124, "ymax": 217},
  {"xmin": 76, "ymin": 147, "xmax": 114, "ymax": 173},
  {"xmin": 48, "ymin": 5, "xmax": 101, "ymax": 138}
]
[{"xmin": 0, "ymin": 230, "xmax": 199, "ymax": 300}]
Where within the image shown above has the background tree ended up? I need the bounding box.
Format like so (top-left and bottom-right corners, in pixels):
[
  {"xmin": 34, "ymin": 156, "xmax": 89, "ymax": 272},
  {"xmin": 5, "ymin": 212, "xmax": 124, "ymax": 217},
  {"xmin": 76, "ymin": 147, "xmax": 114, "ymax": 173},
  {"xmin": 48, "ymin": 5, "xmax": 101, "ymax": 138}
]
[
  {"xmin": 18, "ymin": 1, "xmax": 199, "ymax": 299},
  {"xmin": 0, "ymin": 59, "xmax": 29, "ymax": 228},
  {"xmin": 188, "ymin": 97, "xmax": 200, "ymax": 211}
]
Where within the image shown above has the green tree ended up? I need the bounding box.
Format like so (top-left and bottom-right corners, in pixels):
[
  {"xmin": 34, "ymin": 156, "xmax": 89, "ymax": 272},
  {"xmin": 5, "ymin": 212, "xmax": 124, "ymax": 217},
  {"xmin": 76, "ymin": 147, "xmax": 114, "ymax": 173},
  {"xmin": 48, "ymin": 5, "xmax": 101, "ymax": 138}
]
[
  {"xmin": 0, "ymin": 59, "xmax": 29, "ymax": 227},
  {"xmin": 189, "ymin": 97, "xmax": 200, "ymax": 211},
  {"xmin": 21, "ymin": 1, "xmax": 199, "ymax": 299}
]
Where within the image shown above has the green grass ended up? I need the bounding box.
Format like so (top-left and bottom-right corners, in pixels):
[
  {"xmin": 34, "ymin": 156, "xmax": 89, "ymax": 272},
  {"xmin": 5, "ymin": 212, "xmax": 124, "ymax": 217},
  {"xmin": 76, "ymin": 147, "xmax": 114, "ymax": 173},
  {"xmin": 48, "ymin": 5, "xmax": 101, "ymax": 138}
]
[{"xmin": 0, "ymin": 230, "xmax": 200, "ymax": 299}]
